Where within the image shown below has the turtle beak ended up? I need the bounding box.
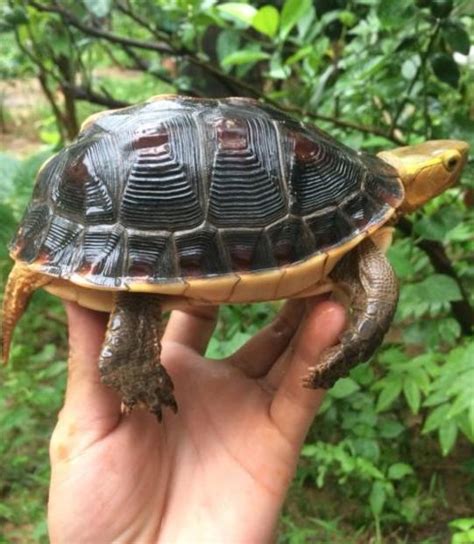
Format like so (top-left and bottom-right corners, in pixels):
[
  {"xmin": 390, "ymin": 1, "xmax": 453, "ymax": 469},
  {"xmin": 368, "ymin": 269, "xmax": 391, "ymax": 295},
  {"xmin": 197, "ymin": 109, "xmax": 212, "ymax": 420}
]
[{"xmin": 378, "ymin": 140, "xmax": 469, "ymax": 213}]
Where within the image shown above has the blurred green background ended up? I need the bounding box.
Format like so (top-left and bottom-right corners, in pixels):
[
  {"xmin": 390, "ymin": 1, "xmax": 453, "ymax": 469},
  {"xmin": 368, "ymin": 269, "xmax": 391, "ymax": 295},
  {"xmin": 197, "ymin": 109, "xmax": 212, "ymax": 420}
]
[{"xmin": 0, "ymin": 0, "xmax": 473, "ymax": 542}]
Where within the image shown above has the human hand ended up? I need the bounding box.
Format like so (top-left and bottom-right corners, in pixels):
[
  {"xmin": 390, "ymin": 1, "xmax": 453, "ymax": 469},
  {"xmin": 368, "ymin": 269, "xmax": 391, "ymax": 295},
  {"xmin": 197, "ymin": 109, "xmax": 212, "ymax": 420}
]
[{"xmin": 48, "ymin": 298, "xmax": 345, "ymax": 543}]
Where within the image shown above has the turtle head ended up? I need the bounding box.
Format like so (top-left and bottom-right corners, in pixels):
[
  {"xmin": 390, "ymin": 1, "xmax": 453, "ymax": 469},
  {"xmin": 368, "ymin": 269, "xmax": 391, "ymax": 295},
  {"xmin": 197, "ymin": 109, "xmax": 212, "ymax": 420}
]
[{"xmin": 378, "ymin": 140, "xmax": 469, "ymax": 213}]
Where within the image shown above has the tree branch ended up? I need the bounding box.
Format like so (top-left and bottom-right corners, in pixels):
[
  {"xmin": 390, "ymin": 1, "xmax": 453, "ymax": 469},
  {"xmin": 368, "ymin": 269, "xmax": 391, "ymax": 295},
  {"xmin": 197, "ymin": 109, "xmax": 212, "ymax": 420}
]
[
  {"xmin": 29, "ymin": 0, "xmax": 404, "ymax": 145},
  {"xmin": 66, "ymin": 84, "xmax": 130, "ymax": 109},
  {"xmin": 397, "ymin": 217, "xmax": 474, "ymax": 335}
]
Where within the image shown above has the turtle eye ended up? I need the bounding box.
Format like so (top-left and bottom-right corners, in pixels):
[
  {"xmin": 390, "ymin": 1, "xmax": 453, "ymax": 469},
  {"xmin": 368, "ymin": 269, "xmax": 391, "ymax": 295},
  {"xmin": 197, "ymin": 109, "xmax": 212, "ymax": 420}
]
[{"xmin": 443, "ymin": 151, "xmax": 461, "ymax": 172}]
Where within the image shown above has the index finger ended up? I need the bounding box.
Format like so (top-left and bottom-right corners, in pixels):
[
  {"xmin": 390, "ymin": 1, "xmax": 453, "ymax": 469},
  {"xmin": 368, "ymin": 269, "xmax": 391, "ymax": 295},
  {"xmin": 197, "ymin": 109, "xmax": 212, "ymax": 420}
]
[{"xmin": 162, "ymin": 305, "xmax": 219, "ymax": 354}]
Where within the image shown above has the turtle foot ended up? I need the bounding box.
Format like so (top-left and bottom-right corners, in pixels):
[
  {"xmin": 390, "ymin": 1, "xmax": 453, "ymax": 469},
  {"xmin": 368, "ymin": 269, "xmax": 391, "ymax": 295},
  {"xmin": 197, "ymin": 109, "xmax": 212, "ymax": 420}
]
[
  {"xmin": 98, "ymin": 292, "xmax": 177, "ymax": 423},
  {"xmin": 102, "ymin": 363, "xmax": 178, "ymax": 422},
  {"xmin": 302, "ymin": 345, "xmax": 352, "ymax": 389}
]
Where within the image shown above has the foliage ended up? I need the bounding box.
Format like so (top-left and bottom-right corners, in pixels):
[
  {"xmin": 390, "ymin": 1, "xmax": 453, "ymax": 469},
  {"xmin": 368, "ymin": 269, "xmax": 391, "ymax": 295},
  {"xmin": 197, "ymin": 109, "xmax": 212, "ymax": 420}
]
[
  {"xmin": 450, "ymin": 518, "xmax": 474, "ymax": 544},
  {"xmin": 0, "ymin": 0, "xmax": 473, "ymax": 542}
]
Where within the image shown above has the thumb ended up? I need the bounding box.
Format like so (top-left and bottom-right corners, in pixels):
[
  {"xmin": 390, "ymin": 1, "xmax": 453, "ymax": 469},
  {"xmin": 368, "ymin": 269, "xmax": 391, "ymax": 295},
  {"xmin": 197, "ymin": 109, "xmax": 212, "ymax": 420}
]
[{"xmin": 50, "ymin": 302, "xmax": 121, "ymax": 463}]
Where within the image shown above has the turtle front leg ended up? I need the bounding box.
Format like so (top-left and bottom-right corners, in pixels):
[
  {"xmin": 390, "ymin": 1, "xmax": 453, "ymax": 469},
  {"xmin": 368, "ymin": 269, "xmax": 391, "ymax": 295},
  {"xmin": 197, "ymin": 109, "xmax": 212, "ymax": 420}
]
[
  {"xmin": 303, "ymin": 237, "xmax": 399, "ymax": 389},
  {"xmin": 99, "ymin": 292, "xmax": 177, "ymax": 421}
]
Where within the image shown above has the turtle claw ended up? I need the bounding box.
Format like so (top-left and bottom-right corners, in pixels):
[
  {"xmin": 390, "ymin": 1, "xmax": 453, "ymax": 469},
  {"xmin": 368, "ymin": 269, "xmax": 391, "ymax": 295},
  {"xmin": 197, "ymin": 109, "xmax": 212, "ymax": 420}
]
[
  {"xmin": 302, "ymin": 345, "xmax": 346, "ymax": 390},
  {"xmin": 111, "ymin": 364, "xmax": 178, "ymax": 422}
]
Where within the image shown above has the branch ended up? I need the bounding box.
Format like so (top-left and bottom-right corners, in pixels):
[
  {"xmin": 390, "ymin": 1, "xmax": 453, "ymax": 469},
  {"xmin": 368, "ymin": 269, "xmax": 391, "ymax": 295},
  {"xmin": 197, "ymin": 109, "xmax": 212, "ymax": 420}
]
[
  {"xmin": 66, "ymin": 84, "xmax": 130, "ymax": 108},
  {"xmin": 29, "ymin": 1, "xmax": 175, "ymax": 55},
  {"xmin": 397, "ymin": 217, "xmax": 474, "ymax": 335},
  {"xmin": 28, "ymin": 1, "xmax": 405, "ymax": 144},
  {"xmin": 12, "ymin": 27, "xmax": 67, "ymax": 141},
  {"xmin": 119, "ymin": 45, "xmax": 202, "ymax": 97}
]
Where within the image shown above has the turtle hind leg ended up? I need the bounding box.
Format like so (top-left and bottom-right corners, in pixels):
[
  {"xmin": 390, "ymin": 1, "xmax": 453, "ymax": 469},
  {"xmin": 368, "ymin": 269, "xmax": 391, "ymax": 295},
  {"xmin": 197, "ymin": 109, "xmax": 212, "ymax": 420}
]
[
  {"xmin": 99, "ymin": 292, "xmax": 177, "ymax": 421},
  {"xmin": 304, "ymin": 238, "xmax": 399, "ymax": 389},
  {"xmin": 2, "ymin": 264, "xmax": 51, "ymax": 363}
]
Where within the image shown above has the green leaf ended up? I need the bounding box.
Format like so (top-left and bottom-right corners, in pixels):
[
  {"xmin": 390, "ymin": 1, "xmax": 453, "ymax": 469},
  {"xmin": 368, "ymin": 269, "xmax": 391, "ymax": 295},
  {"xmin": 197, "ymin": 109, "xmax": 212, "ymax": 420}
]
[
  {"xmin": 3, "ymin": 6, "xmax": 28, "ymax": 26},
  {"xmin": 387, "ymin": 242, "xmax": 413, "ymax": 278},
  {"xmin": 0, "ymin": 153, "xmax": 20, "ymax": 199},
  {"xmin": 431, "ymin": 53, "xmax": 460, "ymax": 88},
  {"xmin": 423, "ymin": 403, "xmax": 450, "ymax": 434},
  {"xmin": 216, "ymin": 30, "xmax": 241, "ymax": 64},
  {"xmin": 378, "ymin": 419, "xmax": 405, "ymax": 439},
  {"xmin": 329, "ymin": 378, "xmax": 360, "ymax": 399},
  {"xmin": 82, "ymin": 0, "xmax": 112, "ymax": 18},
  {"xmin": 403, "ymin": 378, "xmax": 421, "ymax": 414},
  {"xmin": 376, "ymin": 378, "xmax": 403, "ymax": 412},
  {"xmin": 439, "ymin": 419, "xmax": 458, "ymax": 455},
  {"xmin": 449, "ymin": 518, "xmax": 474, "ymax": 531},
  {"xmin": 252, "ymin": 5, "xmax": 280, "ymax": 38},
  {"xmin": 280, "ymin": 0, "xmax": 312, "ymax": 38},
  {"xmin": 401, "ymin": 55, "xmax": 420, "ymax": 80},
  {"xmin": 369, "ymin": 481, "xmax": 386, "ymax": 517},
  {"xmin": 217, "ymin": 3, "xmax": 257, "ymax": 25},
  {"xmin": 222, "ymin": 49, "xmax": 270, "ymax": 67},
  {"xmin": 285, "ymin": 45, "xmax": 313, "ymax": 65},
  {"xmin": 447, "ymin": 390, "xmax": 474, "ymax": 419},
  {"xmin": 430, "ymin": 0, "xmax": 453, "ymax": 19},
  {"xmin": 387, "ymin": 462, "xmax": 414, "ymax": 480},
  {"xmin": 443, "ymin": 22, "xmax": 471, "ymax": 55},
  {"xmin": 377, "ymin": 0, "xmax": 412, "ymax": 28},
  {"xmin": 414, "ymin": 206, "xmax": 463, "ymax": 241},
  {"xmin": 415, "ymin": 274, "xmax": 462, "ymax": 304}
]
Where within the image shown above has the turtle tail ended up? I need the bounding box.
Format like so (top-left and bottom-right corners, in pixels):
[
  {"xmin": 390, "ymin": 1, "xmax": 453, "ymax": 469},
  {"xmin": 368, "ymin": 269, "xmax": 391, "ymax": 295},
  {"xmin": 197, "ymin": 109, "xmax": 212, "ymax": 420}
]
[{"xmin": 1, "ymin": 263, "xmax": 51, "ymax": 363}]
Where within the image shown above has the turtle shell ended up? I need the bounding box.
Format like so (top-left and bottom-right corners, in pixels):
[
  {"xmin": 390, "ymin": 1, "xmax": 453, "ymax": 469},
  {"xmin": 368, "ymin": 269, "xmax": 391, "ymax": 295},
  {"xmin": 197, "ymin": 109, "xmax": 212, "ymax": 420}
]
[{"xmin": 10, "ymin": 96, "xmax": 404, "ymax": 293}]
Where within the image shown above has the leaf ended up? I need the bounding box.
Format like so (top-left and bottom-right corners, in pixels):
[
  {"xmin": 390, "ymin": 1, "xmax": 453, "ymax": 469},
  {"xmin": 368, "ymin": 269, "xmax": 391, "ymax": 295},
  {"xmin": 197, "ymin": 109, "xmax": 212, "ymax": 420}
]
[
  {"xmin": 377, "ymin": 0, "xmax": 412, "ymax": 28},
  {"xmin": 369, "ymin": 481, "xmax": 386, "ymax": 517},
  {"xmin": 252, "ymin": 5, "xmax": 280, "ymax": 38},
  {"xmin": 423, "ymin": 403, "xmax": 450, "ymax": 434},
  {"xmin": 376, "ymin": 378, "xmax": 403, "ymax": 412},
  {"xmin": 403, "ymin": 378, "xmax": 421, "ymax": 414},
  {"xmin": 3, "ymin": 6, "xmax": 28, "ymax": 26},
  {"xmin": 431, "ymin": 53, "xmax": 460, "ymax": 88},
  {"xmin": 216, "ymin": 30, "xmax": 241, "ymax": 64},
  {"xmin": 222, "ymin": 49, "xmax": 270, "ymax": 66},
  {"xmin": 414, "ymin": 206, "xmax": 463, "ymax": 241},
  {"xmin": 401, "ymin": 55, "xmax": 420, "ymax": 80},
  {"xmin": 285, "ymin": 45, "xmax": 313, "ymax": 65},
  {"xmin": 329, "ymin": 378, "xmax": 360, "ymax": 399},
  {"xmin": 415, "ymin": 274, "xmax": 462, "ymax": 304},
  {"xmin": 447, "ymin": 390, "xmax": 474, "ymax": 419},
  {"xmin": 0, "ymin": 153, "xmax": 20, "ymax": 199},
  {"xmin": 280, "ymin": 0, "xmax": 312, "ymax": 38},
  {"xmin": 443, "ymin": 21, "xmax": 471, "ymax": 55},
  {"xmin": 378, "ymin": 419, "xmax": 405, "ymax": 439},
  {"xmin": 387, "ymin": 242, "xmax": 413, "ymax": 279},
  {"xmin": 449, "ymin": 518, "xmax": 474, "ymax": 531},
  {"xmin": 430, "ymin": 0, "xmax": 453, "ymax": 19},
  {"xmin": 439, "ymin": 419, "xmax": 458, "ymax": 455},
  {"xmin": 82, "ymin": 0, "xmax": 112, "ymax": 18},
  {"xmin": 217, "ymin": 3, "xmax": 257, "ymax": 25},
  {"xmin": 387, "ymin": 462, "xmax": 414, "ymax": 480}
]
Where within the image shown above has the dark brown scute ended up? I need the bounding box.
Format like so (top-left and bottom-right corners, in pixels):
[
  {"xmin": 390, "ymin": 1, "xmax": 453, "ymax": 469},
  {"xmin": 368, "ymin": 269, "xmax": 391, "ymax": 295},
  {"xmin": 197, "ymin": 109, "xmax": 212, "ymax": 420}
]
[
  {"xmin": 175, "ymin": 229, "xmax": 227, "ymax": 277},
  {"xmin": 12, "ymin": 96, "xmax": 404, "ymax": 287},
  {"xmin": 221, "ymin": 229, "xmax": 275, "ymax": 272}
]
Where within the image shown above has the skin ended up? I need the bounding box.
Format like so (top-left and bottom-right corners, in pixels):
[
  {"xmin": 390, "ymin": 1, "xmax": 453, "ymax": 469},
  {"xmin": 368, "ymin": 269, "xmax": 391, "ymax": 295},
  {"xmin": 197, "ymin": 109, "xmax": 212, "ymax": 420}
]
[{"xmin": 48, "ymin": 297, "xmax": 346, "ymax": 543}]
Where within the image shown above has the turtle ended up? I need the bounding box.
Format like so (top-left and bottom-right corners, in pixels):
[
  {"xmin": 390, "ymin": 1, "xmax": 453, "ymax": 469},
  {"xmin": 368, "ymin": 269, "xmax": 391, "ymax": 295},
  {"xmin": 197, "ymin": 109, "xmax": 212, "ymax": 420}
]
[{"xmin": 1, "ymin": 95, "xmax": 469, "ymax": 421}]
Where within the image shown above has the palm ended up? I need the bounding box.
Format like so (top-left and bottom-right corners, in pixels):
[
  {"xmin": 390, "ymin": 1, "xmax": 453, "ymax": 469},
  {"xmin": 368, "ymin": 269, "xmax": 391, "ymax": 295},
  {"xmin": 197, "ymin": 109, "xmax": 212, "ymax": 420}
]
[{"xmin": 48, "ymin": 300, "xmax": 345, "ymax": 543}]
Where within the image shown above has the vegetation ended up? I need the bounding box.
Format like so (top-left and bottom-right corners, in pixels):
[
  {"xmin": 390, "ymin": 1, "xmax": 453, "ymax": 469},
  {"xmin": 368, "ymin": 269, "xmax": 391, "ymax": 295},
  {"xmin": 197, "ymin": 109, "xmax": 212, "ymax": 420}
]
[{"xmin": 0, "ymin": 0, "xmax": 473, "ymax": 542}]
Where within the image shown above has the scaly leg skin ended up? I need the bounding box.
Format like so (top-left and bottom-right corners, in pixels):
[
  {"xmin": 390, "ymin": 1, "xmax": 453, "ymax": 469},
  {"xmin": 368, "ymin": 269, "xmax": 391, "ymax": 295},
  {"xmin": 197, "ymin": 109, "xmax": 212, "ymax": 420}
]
[
  {"xmin": 2, "ymin": 263, "xmax": 51, "ymax": 363},
  {"xmin": 303, "ymin": 238, "xmax": 399, "ymax": 389},
  {"xmin": 99, "ymin": 292, "xmax": 177, "ymax": 421}
]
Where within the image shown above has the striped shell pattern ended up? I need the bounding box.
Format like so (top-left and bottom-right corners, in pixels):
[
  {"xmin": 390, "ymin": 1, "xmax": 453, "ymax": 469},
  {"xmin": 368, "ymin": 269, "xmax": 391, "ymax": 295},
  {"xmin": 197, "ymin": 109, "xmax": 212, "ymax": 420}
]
[{"xmin": 11, "ymin": 96, "xmax": 404, "ymax": 288}]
